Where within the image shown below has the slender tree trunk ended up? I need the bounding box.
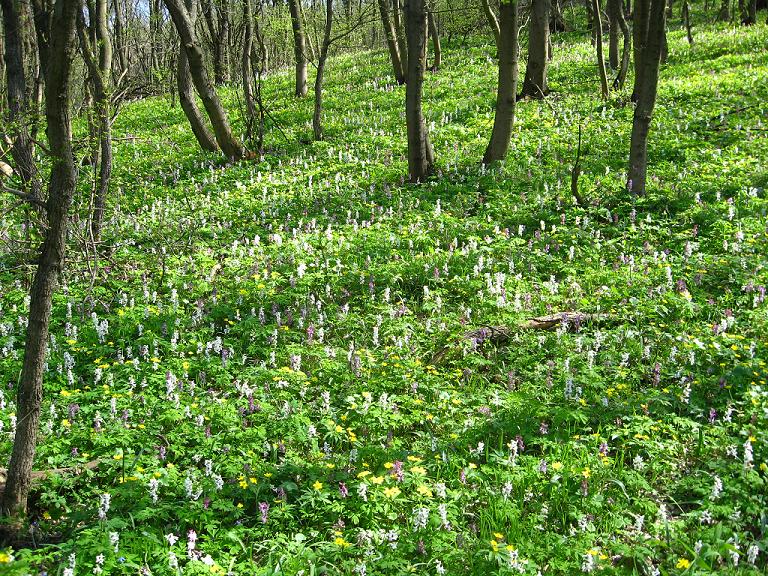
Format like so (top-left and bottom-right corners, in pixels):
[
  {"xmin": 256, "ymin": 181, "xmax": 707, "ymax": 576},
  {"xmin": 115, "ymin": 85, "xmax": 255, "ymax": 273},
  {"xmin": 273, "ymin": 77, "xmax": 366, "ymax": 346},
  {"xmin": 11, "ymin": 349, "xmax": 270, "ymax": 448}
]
[
  {"xmin": 164, "ymin": 0, "xmax": 245, "ymax": 159},
  {"xmin": 608, "ymin": 0, "xmax": 620, "ymax": 68},
  {"xmin": 243, "ymin": 0, "xmax": 257, "ymax": 141},
  {"xmin": 716, "ymin": 0, "xmax": 729, "ymax": 21},
  {"xmin": 550, "ymin": 0, "xmax": 566, "ymax": 31},
  {"xmin": 1, "ymin": 0, "xmax": 42, "ymax": 202},
  {"xmin": 288, "ymin": 0, "xmax": 307, "ymax": 96},
  {"xmin": 593, "ymin": 0, "xmax": 610, "ymax": 98},
  {"xmin": 378, "ymin": 0, "xmax": 405, "ymax": 83},
  {"xmin": 521, "ymin": 0, "xmax": 550, "ymax": 97},
  {"xmin": 393, "ymin": 0, "xmax": 408, "ymax": 71},
  {"xmin": 313, "ymin": 0, "xmax": 332, "ymax": 140},
  {"xmin": 627, "ymin": 0, "xmax": 666, "ymax": 194},
  {"xmin": 405, "ymin": 0, "xmax": 434, "ymax": 181},
  {"xmin": 113, "ymin": 0, "xmax": 127, "ymax": 73},
  {"xmin": 483, "ymin": 0, "xmax": 519, "ymax": 164},
  {"xmin": 614, "ymin": 0, "xmax": 631, "ymax": 89},
  {"xmin": 427, "ymin": 6, "xmax": 440, "ymax": 71},
  {"xmin": 176, "ymin": 0, "xmax": 218, "ymax": 152},
  {"xmin": 78, "ymin": 0, "xmax": 113, "ymax": 243},
  {"xmin": 682, "ymin": 0, "xmax": 693, "ymax": 44},
  {"xmin": 632, "ymin": 0, "xmax": 649, "ymax": 101},
  {"xmin": 254, "ymin": 0, "xmax": 268, "ymax": 74},
  {"xmin": 1, "ymin": 0, "xmax": 78, "ymax": 519},
  {"xmin": 480, "ymin": 0, "xmax": 500, "ymax": 46},
  {"xmin": 217, "ymin": 0, "xmax": 230, "ymax": 83}
]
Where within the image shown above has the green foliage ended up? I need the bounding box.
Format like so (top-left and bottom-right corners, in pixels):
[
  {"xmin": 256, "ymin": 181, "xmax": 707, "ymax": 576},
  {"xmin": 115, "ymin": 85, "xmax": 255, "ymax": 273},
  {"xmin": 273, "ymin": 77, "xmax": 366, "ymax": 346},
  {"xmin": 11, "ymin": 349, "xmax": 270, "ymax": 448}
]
[{"xmin": 1, "ymin": 10, "xmax": 767, "ymax": 576}]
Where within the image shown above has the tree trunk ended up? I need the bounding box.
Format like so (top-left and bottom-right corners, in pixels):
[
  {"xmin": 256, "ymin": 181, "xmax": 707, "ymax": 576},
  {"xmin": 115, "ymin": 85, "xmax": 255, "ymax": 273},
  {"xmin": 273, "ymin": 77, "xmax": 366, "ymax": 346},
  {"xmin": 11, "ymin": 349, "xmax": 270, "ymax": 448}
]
[
  {"xmin": 164, "ymin": 0, "xmax": 245, "ymax": 159},
  {"xmin": 378, "ymin": 0, "xmax": 405, "ymax": 83},
  {"xmin": 1, "ymin": 0, "xmax": 78, "ymax": 519},
  {"xmin": 288, "ymin": 0, "xmax": 308, "ymax": 96},
  {"xmin": 217, "ymin": 0, "xmax": 230, "ymax": 83},
  {"xmin": 627, "ymin": 0, "xmax": 666, "ymax": 194},
  {"xmin": 521, "ymin": 0, "xmax": 550, "ymax": 97},
  {"xmin": 405, "ymin": 0, "xmax": 434, "ymax": 182},
  {"xmin": 608, "ymin": 0, "xmax": 620, "ymax": 68},
  {"xmin": 313, "ymin": 0, "xmax": 332, "ymax": 140},
  {"xmin": 253, "ymin": 0, "xmax": 268, "ymax": 74},
  {"xmin": 480, "ymin": 0, "xmax": 500, "ymax": 46},
  {"xmin": 175, "ymin": 0, "xmax": 217, "ymax": 152},
  {"xmin": 243, "ymin": 0, "xmax": 257, "ymax": 142},
  {"xmin": 1, "ymin": 0, "xmax": 42, "ymax": 203},
  {"xmin": 613, "ymin": 0, "xmax": 631, "ymax": 89},
  {"xmin": 427, "ymin": 6, "xmax": 440, "ymax": 71},
  {"xmin": 682, "ymin": 0, "xmax": 693, "ymax": 44},
  {"xmin": 78, "ymin": 0, "xmax": 113, "ymax": 243},
  {"xmin": 113, "ymin": 0, "xmax": 127, "ymax": 73},
  {"xmin": 482, "ymin": 0, "xmax": 519, "ymax": 164},
  {"xmin": 393, "ymin": 0, "xmax": 408, "ymax": 72},
  {"xmin": 632, "ymin": 0, "xmax": 649, "ymax": 101},
  {"xmin": 717, "ymin": 0, "xmax": 729, "ymax": 20},
  {"xmin": 593, "ymin": 0, "xmax": 610, "ymax": 98},
  {"xmin": 550, "ymin": 0, "xmax": 567, "ymax": 31}
]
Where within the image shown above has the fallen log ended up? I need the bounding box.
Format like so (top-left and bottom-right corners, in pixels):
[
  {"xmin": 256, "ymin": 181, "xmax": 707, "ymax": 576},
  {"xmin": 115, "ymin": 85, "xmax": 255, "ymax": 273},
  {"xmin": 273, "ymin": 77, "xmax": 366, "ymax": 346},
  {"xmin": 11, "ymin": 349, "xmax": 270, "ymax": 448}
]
[
  {"xmin": 0, "ymin": 460, "xmax": 100, "ymax": 495},
  {"xmin": 432, "ymin": 312, "xmax": 616, "ymax": 364}
]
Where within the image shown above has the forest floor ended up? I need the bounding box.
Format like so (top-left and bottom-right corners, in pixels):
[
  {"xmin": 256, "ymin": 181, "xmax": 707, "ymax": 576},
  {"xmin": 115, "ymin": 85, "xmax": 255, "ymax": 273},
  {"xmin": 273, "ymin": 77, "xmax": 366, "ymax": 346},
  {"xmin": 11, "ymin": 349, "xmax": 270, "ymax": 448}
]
[{"xmin": 1, "ymin": 15, "xmax": 768, "ymax": 576}]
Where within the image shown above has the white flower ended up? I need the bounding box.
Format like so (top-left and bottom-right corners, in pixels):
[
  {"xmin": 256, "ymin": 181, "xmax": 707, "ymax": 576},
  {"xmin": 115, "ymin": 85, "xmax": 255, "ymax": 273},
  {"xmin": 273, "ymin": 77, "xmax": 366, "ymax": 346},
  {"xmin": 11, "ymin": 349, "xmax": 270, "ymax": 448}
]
[{"xmin": 165, "ymin": 533, "xmax": 179, "ymax": 547}]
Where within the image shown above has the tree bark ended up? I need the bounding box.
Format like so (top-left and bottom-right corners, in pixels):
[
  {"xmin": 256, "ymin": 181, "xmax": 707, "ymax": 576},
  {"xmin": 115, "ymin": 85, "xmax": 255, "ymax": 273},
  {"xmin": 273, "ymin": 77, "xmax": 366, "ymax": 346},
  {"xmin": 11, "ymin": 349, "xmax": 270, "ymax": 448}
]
[
  {"xmin": 78, "ymin": 0, "xmax": 113, "ymax": 243},
  {"xmin": 393, "ymin": 0, "xmax": 408, "ymax": 71},
  {"xmin": 521, "ymin": 0, "xmax": 550, "ymax": 97},
  {"xmin": 1, "ymin": 0, "xmax": 78, "ymax": 519},
  {"xmin": 313, "ymin": 0, "xmax": 332, "ymax": 140},
  {"xmin": 627, "ymin": 0, "xmax": 666, "ymax": 194},
  {"xmin": 176, "ymin": 0, "xmax": 217, "ymax": 152},
  {"xmin": 243, "ymin": 0, "xmax": 257, "ymax": 142},
  {"xmin": 405, "ymin": 0, "xmax": 434, "ymax": 182},
  {"xmin": 1, "ymin": 0, "xmax": 42, "ymax": 203},
  {"xmin": 480, "ymin": 0, "xmax": 500, "ymax": 46},
  {"xmin": 717, "ymin": 0, "xmax": 729, "ymax": 20},
  {"xmin": 632, "ymin": 0, "xmax": 649, "ymax": 101},
  {"xmin": 593, "ymin": 0, "xmax": 610, "ymax": 98},
  {"xmin": 288, "ymin": 0, "xmax": 308, "ymax": 96},
  {"xmin": 427, "ymin": 6, "xmax": 440, "ymax": 71},
  {"xmin": 482, "ymin": 0, "xmax": 519, "ymax": 164},
  {"xmin": 613, "ymin": 0, "xmax": 631, "ymax": 89},
  {"xmin": 682, "ymin": 0, "xmax": 693, "ymax": 44},
  {"xmin": 607, "ymin": 0, "xmax": 620, "ymax": 68},
  {"xmin": 550, "ymin": 0, "xmax": 566, "ymax": 31},
  {"xmin": 164, "ymin": 0, "xmax": 245, "ymax": 159},
  {"xmin": 378, "ymin": 0, "xmax": 405, "ymax": 83}
]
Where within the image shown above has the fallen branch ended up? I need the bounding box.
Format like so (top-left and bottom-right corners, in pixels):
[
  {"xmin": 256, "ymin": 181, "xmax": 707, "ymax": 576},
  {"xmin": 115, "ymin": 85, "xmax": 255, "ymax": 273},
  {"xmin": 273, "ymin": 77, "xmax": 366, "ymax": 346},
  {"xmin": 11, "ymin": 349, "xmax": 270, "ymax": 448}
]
[
  {"xmin": 0, "ymin": 460, "xmax": 99, "ymax": 495},
  {"xmin": 432, "ymin": 312, "xmax": 616, "ymax": 364}
]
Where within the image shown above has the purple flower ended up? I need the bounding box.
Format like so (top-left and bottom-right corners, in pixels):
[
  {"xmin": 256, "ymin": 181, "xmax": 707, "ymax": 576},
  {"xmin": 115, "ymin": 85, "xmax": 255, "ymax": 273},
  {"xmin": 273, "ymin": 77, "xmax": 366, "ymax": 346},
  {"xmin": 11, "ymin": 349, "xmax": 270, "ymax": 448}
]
[{"xmin": 259, "ymin": 501, "xmax": 269, "ymax": 524}]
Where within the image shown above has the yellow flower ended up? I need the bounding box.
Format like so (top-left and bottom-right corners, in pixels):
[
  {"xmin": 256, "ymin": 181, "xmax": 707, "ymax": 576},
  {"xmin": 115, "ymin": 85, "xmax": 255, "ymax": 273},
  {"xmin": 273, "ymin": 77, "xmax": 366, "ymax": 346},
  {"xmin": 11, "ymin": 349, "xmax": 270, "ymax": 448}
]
[
  {"xmin": 675, "ymin": 558, "xmax": 691, "ymax": 569},
  {"xmin": 416, "ymin": 484, "xmax": 433, "ymax": 498},
  {"xmin": 581, "ymin": 467, "xmax": 591, "ymax": 478},
  {"xmin": 383, "ymin": 486, "xmax": 401, "ymax": 498},
  {"xmin": 551, "ymin": 462, "xmax": 563, "ymax": 471},
  {"xmin": 0, "ymin": 552, "xmax": 13, "ymax": 563},
  {"xmin": 334, "ymin": 537, "xmax": 351, "ymax": 548},
  {"xmin": 61, "ymin": 418, "xmax": 71, "ymax": 428},
  {"xmin": 384, "ymin": 462, "xmax": 394, "ymax": 469},
  {"xmin": 313, "ymin": 480, "xmax": 323, "ymax": 491},
  {"xmin": 493, "ymin": 532, "xmax": 504, "ymax": 540},
  {"xmin": 113, "ymin": 453, "xmax": 123, "ymax": 460},
  {"xmin": 236, "ymin": 503, "xmax": 243, "ymax": 508},
  {"xmin": 410, "ymin": 466, "xmax": 427, "ymax": 475},
  {"xmin": 370, "ymin": 475, "xmax": 385, "ymax": 485},
  {"xmin": 357, "ymin": 471, "xmax": 371, "ymax": 478}
]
